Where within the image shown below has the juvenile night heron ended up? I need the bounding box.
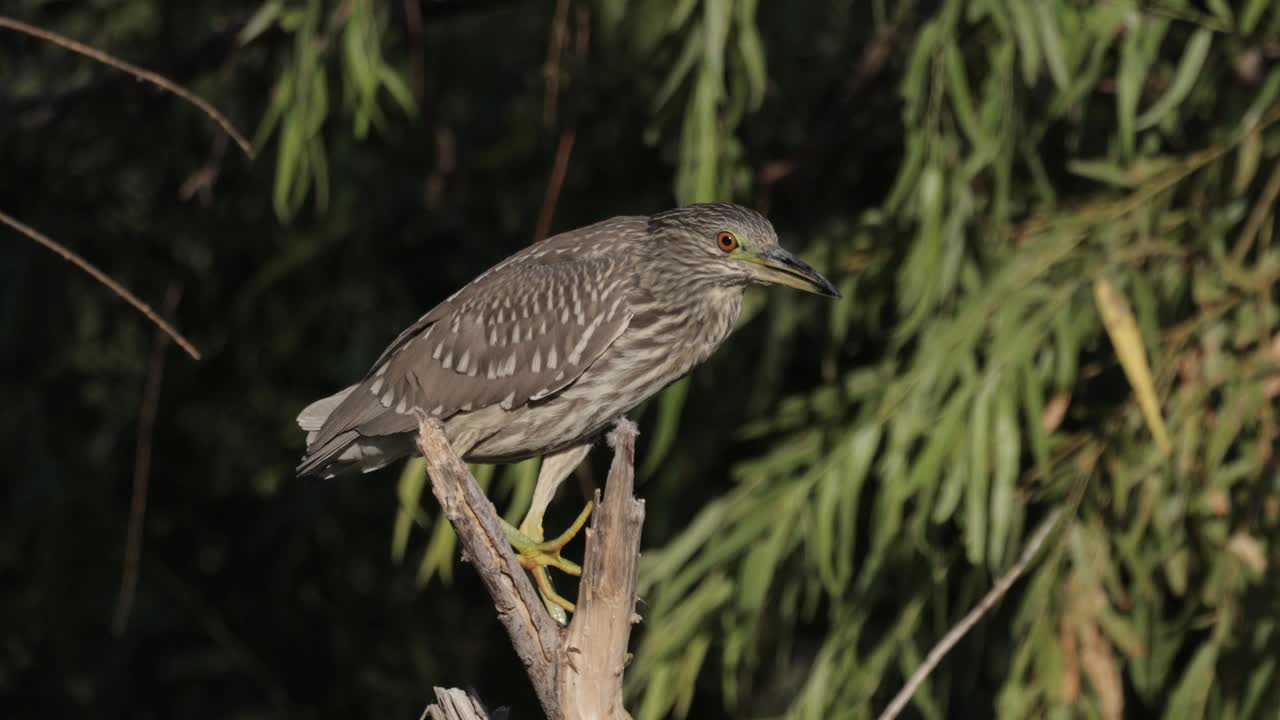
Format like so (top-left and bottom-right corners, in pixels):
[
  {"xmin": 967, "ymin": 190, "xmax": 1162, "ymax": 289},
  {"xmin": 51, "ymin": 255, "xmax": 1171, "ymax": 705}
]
[{"xmin": 297, "ymin": 202, "xmax": 838, "ymax": 615}]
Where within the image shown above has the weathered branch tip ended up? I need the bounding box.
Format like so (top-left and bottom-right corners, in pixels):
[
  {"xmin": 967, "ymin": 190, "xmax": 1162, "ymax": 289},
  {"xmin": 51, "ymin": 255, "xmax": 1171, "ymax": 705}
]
[{"xmin": 606, "ymin": 418, "xmax": 638, "ymax": 447}]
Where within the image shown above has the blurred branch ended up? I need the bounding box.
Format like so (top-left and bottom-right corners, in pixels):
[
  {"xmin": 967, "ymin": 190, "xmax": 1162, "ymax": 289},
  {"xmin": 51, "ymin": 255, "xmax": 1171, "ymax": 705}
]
[
  {"xmin": 541, "ymin": 0, "xmax": 572, "ymax": 129},
  {"xmin": 113, "ymin": 283, "xmax": 183, "ymax": 636},
  {"xmin": 0, "ymin": 15, "xmax": 254, "ymax": 157},
  {"xmin": 412, "ymin": 413, "xmax": 643, "ymax": 720},
  {"xmin": 534, "ymin": 3, "xmax": 589, "ymax": 243},
  {"xmin": 877, "ymin": 468, "xmax": 1093, "ymax": 720},
  {"xmin": 1232, "ymin": 159, "xmax": 1280, "ymax": 264},
  {"xmin": 0, "ymin": 209, "xmax": 202, "ymax": 360},
  {"xmin": 2, "ymin": 15, "xmax": 263, "ymax": 132},
  {"xmin": 877, "ymin": 509, "xmax": 1064, "ymax": 720},
  {"xmin": 179, "ymin": 133, "xmax": 231, "ymax": 205},
  {"xmin": 535, "ymin": 129, "xmax": 577, "ymax": 243}
]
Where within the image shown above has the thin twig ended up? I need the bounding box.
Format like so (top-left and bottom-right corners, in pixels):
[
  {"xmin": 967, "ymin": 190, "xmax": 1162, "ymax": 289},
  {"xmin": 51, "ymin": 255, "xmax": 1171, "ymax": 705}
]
[
  {"xmin": 876, "ymin": 508, "xmax": 1067, "ymax": 720},
  {"xmin": 533, "ymin": 4, "xmax": 589, "ymax": 243},
  {"xmin": 112, "ymin": 283, "xmax": 182, "ymax": 635},
  {"xmin": 534, "ymin": 128, "xmax": 576, "ymax": 243},
  {"xmin": 179, "ymin": 133, "xmax": 230, "ymax": 205},
  {"xmin": 0, "ymin": 15, "xmax": 254, "ymax": 158},
  {"xmin": 403, "ymin": 0, "xmax": 429, "ymax": 108},
  {"xmin": 542, "ymin": 0, "xmax": 571, "ymax": 129},
  {"xmin": 1231, "ymin": 158, "xmax": 1280, "ymax": 264},
  {"xmin": 0, "ymin": 209, "xmax": 202, "ymax": 360}
]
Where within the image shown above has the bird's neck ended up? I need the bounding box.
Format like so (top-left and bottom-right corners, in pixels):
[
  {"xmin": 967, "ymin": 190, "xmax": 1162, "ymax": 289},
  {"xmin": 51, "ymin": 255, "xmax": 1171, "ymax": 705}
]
[{"xmin": 685, "ymin": 285, "xmax": 745, "ymax": 364}]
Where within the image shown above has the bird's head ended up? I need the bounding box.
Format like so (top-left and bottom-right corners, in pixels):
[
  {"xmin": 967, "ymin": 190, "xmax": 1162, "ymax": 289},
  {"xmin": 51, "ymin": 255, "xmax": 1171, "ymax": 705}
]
[{"xmin": 647, "ymin": 202, "xmax": 840, "ymax": 298}]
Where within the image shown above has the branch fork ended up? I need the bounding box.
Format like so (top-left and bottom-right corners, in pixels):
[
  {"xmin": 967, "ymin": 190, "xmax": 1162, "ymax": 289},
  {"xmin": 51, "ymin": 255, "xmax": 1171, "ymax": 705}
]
[{"xmin": 413, "ymin": 412, "xmax": 645, "ymax": 720}]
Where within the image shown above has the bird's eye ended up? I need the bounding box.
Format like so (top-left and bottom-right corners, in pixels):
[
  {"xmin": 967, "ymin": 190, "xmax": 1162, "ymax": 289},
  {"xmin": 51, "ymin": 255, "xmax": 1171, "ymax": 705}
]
[{"xmin": 716, "ymin": 231, "xmax": 739, "ymax": 252}]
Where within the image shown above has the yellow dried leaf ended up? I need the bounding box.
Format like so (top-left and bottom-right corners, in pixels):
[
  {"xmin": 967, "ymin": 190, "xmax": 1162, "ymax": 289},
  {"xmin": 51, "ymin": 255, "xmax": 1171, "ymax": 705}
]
[
  {"xmin": 1093, "ymin": 277, "xmax": 1171, "ymax": 452},
  {"xmin": 1228, "ymin": 532, "xmax": 1267, "ymax": 574},
  {"xmin": 1059, "ymin": 613, "xmax": 1080, "ymax": 703},
  {"xmin": 1041, "ymin": 392, "xmax": 1072, "ymax": 433},
  {"xmin": 1079, "ymin": 620, "xmax": 1125, "ymax": 720}
]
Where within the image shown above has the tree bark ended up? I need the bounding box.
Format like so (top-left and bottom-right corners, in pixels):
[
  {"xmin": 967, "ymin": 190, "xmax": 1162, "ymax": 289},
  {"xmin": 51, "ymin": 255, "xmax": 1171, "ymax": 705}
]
[
  {"xmin": 413, "ymin": 412, "xmax": 644, "ymax": 720},
  {"xmin": 559, "ymin": 420, "xmax": 644, "ymax": 719},
  {"xmin": 422, "ymin": 687, "xmax": 504, "ymax": 720}
]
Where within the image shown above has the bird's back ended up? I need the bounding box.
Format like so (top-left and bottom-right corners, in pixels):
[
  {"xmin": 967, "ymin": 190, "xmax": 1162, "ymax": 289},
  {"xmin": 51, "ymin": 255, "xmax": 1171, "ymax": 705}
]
[{"xmin": 296, "ymin": 215, "xmax": 652, "ymax": 476}]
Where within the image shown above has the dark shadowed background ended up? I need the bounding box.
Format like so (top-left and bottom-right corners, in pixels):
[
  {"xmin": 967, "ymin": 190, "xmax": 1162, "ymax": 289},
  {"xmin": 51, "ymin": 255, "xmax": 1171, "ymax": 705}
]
[{"xmin": 4, "ymin": 1, "xmax": 1280, "ymax": 719}]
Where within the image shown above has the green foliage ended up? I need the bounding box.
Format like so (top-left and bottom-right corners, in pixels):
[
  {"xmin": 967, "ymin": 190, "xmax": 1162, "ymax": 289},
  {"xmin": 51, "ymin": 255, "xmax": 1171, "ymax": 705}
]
[
  {"xmin": 610, "ymin": 2, "xmax": 1280, "ymax": 719},
  {"xmin": 253, "ymin": 0, "xmax": 415, "ymax": 220}
]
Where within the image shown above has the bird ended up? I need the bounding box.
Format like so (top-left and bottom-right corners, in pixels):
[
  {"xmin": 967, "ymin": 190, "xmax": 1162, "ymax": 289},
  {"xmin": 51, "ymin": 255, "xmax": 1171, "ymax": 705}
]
[{"xmin": 296, "ymin": 202, "xmax": 839, "ymax": 617}]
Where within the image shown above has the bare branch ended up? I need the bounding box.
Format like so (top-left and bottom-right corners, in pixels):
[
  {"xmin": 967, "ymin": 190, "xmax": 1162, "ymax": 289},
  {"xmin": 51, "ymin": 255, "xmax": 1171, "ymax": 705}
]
[
  {"xmin": 113, "ymin": 283, "xmax": 183, "ymax": 635},
  {"xmin": 534, "ymin": 129, "xmax": 576, "ymax": 243},
  {"xmin": 876, "ymin": 509, "xmax": 1064, "ymax": 720},
  {"xmin": 412, "ymin": 415, "xmax": 644, "ymax": 719},
  {"xmin": 0, "ymin": 15, "xmax": 254, "ymax": 158},
  {"xmin": 422, "ymin": 687, "xmax": 502, "ymax": 720},
  {"xmin": 559, "ymin": 420, "xmax": 644, "ymax": 719},
  {"xmin": 0, "ymin": 209, "xmax": 202, "ymax": 361},
  {"xmin": 533, "ymin": 4, "xmax": 589, "ymax": 244},
  {"xmin": 412, "ymin": 414, "xmax": 564, "ymax": 719}
]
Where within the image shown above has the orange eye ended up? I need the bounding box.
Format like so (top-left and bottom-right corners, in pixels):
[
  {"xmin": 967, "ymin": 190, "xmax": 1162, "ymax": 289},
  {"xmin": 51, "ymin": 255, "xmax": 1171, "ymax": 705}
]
[{"xmin": 716, "ymin": 231, "xmax": 738, "ymax": 252}]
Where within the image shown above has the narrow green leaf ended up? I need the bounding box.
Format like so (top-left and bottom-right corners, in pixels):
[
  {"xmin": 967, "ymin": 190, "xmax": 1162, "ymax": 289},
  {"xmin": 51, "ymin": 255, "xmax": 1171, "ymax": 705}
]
[
  {"xmin": 1241, "ymin": 0, "xmax": 1272, "ymax": 33},
  {"xmin": 673, "ymin": 633, "xmax": 712, "ymax": 718},
  {"xmin": 1020, "ymin": 360, "xmax": 1052, "ymax": 482},
  {"xmin": 944, "ymin": 42, "xmax": 997, "ymax": 156},
  {"xmin": 654, "ymin": 28, "xmax": 703, "ymax": 111},
  {"xmin": 499, "ymin": 457, "xmax": 539, "ymax": 525},
  {"xmin": 932, "ymin": 451, "xmax": 968, "ymax": 524},
  {"xmin": 238, "ymin": 0, "xmax": 283, "ymax": 46},
  {"xmin": 1163, "ymin": 641, "xmax": 1219, "ymax": 720},
  {"xmin": 989, "ymin": 378, "xmax": 1019, "ymax": 568},
  {"xmin": 378, "ymin": 65, "xmax": 417, "ymax": 115},
  {"xmin": 641, "ymin": 377, "xmax": 689, "ymax": 478},
  {"xmin": 392, "ymin": 457, "xmax": 428, "ymax": 563},
  {"xmin": 739, "ymin": 487, "xmax": 800, "ymax": 610},
  {"xmin": 1006, "ymin": 0, "xmax": 1041, "ymax": 85},
  {"xmin": 907, "ymin": 385, "xmax": 971, "ymax": 492},
  {"xmin": 416, "ymin": 464, "xmax": 494, "ymax": 585},
  {"xmin": 310, "ymin": 137, "xmax": 329, "ymax": 215},
  {"xmin": 966, "ymin": 377, "xmax": 995, "ymax": 565},
  {"xmin": 668, "ymin": 0, "xmax": 700, "ymax": 32},
  {"xmin": 1136, "ymin": 29, "xmax": 1213, "ymax": 130},
  {"xmin": 1052, "ymin": 303, "xmax": 1079, "ymax": 390},
  {"xmin": 273, "ymin": 110, "xmax": 304, "ymax": 220},
  {"xmin": 1117, "ymin": 21, "xmax": 1145, "ymax": 158},
  {"xmin": 1034, "ymin": 0, "xmax": 1071, "ymax": 91},
  {"xmin": 734, "ymin": 0, "xmax": 766, "ymax": 110}
]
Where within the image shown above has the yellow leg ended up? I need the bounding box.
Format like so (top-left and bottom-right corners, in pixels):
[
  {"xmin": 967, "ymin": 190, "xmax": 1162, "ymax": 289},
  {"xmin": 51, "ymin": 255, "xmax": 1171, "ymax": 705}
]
[
  {"xmin": 503, "ymin": 502, "xmax": 593, "ymax": 616},
  {"xmin": 505, "ymin": 444, "xmax": 592, "ymax": 620}
]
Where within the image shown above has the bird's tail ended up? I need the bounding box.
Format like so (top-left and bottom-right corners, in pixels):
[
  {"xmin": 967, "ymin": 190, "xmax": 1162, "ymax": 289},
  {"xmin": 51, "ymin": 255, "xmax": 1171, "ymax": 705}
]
[{"xmin": 295, "ymin": 385, "xmax": 410, "ymax": 477}]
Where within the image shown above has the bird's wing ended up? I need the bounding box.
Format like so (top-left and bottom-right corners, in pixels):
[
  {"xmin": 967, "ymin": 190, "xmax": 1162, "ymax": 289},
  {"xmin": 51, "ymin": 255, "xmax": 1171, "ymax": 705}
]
[{"xmin": 305, "ymin": 255, "xmax": 635, "ymax": 449}]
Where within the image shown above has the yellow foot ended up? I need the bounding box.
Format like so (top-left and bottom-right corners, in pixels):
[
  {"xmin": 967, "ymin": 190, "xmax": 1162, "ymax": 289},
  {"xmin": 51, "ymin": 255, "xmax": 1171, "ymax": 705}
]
[{"xmin": 503, "ymin": 502, "xmax": 593, "ymax": 620}]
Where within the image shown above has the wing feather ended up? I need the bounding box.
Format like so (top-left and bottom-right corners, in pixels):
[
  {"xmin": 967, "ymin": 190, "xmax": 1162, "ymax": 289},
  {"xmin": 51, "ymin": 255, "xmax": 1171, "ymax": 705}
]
[{"xmin": 305, "ymin": 253, "xmax": 635, "ymax": 450}]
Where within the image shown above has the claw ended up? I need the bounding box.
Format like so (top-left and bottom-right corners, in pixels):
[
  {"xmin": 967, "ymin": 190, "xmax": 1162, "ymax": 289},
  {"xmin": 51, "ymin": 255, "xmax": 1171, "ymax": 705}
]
[{"xmin": 503, "ymin": 502, "xmax": 594, "ymax": 622}]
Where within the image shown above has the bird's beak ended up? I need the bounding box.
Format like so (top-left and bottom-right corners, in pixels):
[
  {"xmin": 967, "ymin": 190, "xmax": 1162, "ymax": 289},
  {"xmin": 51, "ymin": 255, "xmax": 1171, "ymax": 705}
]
[{"xmin": 744, "ymin": 246, "xmax": 842, "ymax": 298}]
